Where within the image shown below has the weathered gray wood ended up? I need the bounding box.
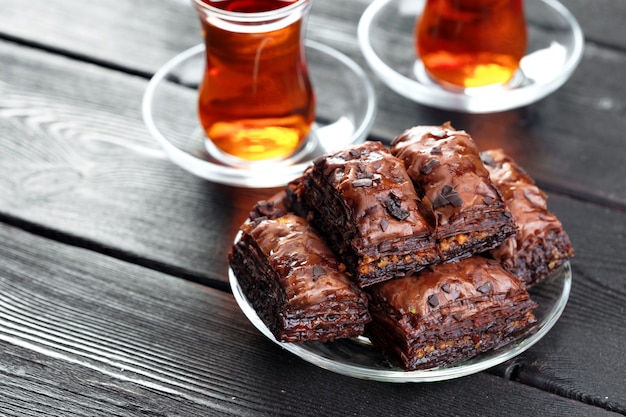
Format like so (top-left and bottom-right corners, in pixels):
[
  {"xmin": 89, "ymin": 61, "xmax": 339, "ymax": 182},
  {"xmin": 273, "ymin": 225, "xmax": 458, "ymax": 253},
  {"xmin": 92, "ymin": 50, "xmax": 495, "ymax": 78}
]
[
  {"xmin": 0, "ymin": 40, "xmax": 273, "ymax": 285},
  {"xmin": 1, "ymin": 0, "xmax": 625, "ymax": 207},
  {"xmin": 560, "ymin": 0, "xmax": 626, "ymax": 48},
  {"xmin": 0, "ymin": 0, "xmax": 625, "ymax": 415},
  {"xmin": 0, "ymin": 0, "xmax": 622, "ymax": 66},
  {"xmin": 0, "ymin": 223, "xmax": 620, "ymax": 417},
  {"xmin": 489, "ymin": 197, "xmax": 626, "ymax": 413}
]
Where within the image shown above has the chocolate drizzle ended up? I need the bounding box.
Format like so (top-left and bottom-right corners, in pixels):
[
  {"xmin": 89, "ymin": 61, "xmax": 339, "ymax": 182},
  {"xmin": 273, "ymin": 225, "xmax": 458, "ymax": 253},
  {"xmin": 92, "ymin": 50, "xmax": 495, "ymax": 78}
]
[{"xmin": 382, "ymin": 191, "xmax": 410, "ymax": 221}]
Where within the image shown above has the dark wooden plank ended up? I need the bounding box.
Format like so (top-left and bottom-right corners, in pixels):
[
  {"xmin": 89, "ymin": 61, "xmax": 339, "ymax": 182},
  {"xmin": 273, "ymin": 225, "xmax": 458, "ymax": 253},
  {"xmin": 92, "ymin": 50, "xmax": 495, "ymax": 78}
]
[
  {"xmin": 0, "ymin": 0, "xmax": 622, "ymax": 64},
  {"xmin": 0, "ymin": 222, "xmax": 619, "ymax": 417},
  {"xmin": 560, "ymin": 0, "xmax": 626, "ymax": 48},
  {"xmin": 0, "ymin": 0, "xmax": 200, "ymax": 77},
  {"xmin": 1, "ymin": 0, "xmax": 626, "ymax": 206},
  {"xmin": 490, "ymin": 195, "xmax": 626, "ymax": 414},
  {"xmin": 0, "ymin": 40, "xmax": 272, "ymax": 285}
]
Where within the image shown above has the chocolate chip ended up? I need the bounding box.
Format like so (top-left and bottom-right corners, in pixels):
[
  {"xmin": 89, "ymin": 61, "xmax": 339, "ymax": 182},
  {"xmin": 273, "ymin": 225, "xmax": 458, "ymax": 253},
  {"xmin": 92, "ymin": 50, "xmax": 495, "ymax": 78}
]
[
  {"xmin": 432, "ymin": 185, "xmax": 464, "ymax": 209},
  {"xmin": 482, "ymin": 196, "xmax": 494, "ymax": 205},
  {"xmin": 382, "ymin": 192, "xmax": 410, "ymax": 221},
  {"xmin": 430, "ymin": 145, "xmax": 443, "ymax": 155},
  {"xmin": 356, "ymin": 170, "xmax": 373, "ymax": 179},
  {"xmin": 477, "ymin": 281, "xmax": 493, "ymax": 294},
  {"xmin": 447, "ymin": 193, "xmax": 464, "ymax": 208},
  {"xmin": 312, "ymin": 155, "xmax": 326, "ymax": 166},
  {"xmin": 349, "ymin": 148, "xmax": 361, "ymax": 158},
  {"xmin": 352, "ymin": 178, "xmax": 373, "ymax": 188},
  {"xmin": 432, "ymin": 194, "xmax": 449, "ymax": 209},
  {"xmin": 312, "ymin": 265, "xmax": 325, "ymax": 281},
  {"xmin": 249, "ymin": 200, "xmax": 286, "ymax": 220},
  {"xmin": 380, "ymin": 217, "xmax": 389, "ymax": 232},
  {"xmin": 420, "ymin": 159, "xmax": 440, "ymax": 175},
  {"xmin": 441, "ymin": 283, "xmax": 451, "ymax": 293},
  {"xmin": 428, "ymin": 294, "xmax": 440, "ymax": 308}
]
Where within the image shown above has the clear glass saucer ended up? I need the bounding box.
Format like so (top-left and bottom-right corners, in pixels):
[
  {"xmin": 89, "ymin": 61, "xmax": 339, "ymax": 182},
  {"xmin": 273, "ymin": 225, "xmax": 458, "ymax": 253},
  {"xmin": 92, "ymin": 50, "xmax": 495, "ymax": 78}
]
[
  {"xmin": 142, "ymin": 41, "xmax": 377, "ymax": 188},
  {"xmin": 358, "ymin": 0, "xmax": 584, "ymax": 113},
  {"xmin": 230, "ymin": 256, "xmax": 572, "ymax": 383}
]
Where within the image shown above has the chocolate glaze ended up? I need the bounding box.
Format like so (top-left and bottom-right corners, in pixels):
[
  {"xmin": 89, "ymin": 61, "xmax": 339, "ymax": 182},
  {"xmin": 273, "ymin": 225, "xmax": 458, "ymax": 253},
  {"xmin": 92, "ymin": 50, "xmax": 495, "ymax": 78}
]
[
  {"xmin": 231, "ymin": 213, "xmax": 371, "ymax": 343},
  {"xmin": 367, "ymin": 256, "xmax": 538, "ymax": 370},
  {"xmin": 370, "ymin": 257, "xmax": 527, "ymax": 318},
  {"xmin": 482, "ymin": 149, "xmax": 574, "ymax": 286},
  {"xmin": 314, "ymin": 142, "xmax": 435, "ymax": 247},
  {"xmin": 292, "ymin": 141, "xmax": 438, "ymax": 286},
  {"xmin": 241, "ymin": 214, "xmax": 367, "ymax": 308},
  {"xmin": 392, "ymin": 123, "xmax": 505, "ymax": 228},
  {"xmin": 391, "ymin": 123, "xmax": 516, "ymax": 260}
]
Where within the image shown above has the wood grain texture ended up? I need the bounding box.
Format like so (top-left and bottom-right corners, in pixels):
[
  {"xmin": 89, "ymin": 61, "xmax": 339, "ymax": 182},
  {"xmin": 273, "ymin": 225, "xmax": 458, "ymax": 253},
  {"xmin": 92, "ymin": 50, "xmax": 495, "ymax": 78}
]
[
  {"xmin": 0, "ymin": 223, "xmax": 620, "ymax": 417},
  {"xmin": 0, "ymin": 0, "xmax": 626, "ymax": 414},
  {"xmin": 0, "ymin": 41, "xmax": 277, "ymax": 285},
  {"xmin": 490, "ymin": 196, "xmax": 626, "ymax": 414},
  {"xmin": 1, "ymin": 0, "xmax": 626, "ymax": 206}
]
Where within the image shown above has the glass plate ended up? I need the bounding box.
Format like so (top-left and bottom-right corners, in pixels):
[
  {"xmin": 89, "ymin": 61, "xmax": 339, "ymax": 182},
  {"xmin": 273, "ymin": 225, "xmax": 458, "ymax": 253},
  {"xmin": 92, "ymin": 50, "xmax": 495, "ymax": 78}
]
[
  {"xmin": 358, "ymin": 0, "xmax": 584, "ymax": 113},
  {"xmin": 142, "ymin": 41, "xmax": 377, "ymax": 188},
  {"xmin": 230, "ymin": 256, "xmax": 571, "ymax": 382}
]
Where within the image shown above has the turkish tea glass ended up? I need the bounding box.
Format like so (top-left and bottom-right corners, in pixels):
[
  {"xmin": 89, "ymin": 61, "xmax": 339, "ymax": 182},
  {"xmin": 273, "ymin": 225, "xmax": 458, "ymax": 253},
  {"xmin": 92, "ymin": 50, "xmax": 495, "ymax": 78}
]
[
  {"xmin": 416, "ymin": 0, "xmax": 527, "ymax": 89},
  {"xmin": 192, "ymin": 0, "xmax": 316, "ymax": 162}
]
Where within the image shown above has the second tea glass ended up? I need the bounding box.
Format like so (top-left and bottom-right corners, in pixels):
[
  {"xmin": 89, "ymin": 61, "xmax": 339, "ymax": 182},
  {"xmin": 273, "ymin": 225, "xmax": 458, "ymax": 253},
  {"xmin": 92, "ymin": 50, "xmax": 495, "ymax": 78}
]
[{"xmin": 416, "ymin": 0, "xmax": 527, "ymax": 89}]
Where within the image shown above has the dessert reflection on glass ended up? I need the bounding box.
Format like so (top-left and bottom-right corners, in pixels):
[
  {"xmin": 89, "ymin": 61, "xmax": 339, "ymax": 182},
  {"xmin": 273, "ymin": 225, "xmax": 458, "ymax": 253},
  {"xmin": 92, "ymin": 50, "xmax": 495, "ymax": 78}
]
[
  {"xmin": 416, "ymin": 0, "xmax": 527, "ymax": 88},
  {"xmin": 192, "ymin": 0, "xmax": 315, "ymax": 162},
  {"xmin": 229, "ymin": 124, "xmax": 574, "ymax": 371}
]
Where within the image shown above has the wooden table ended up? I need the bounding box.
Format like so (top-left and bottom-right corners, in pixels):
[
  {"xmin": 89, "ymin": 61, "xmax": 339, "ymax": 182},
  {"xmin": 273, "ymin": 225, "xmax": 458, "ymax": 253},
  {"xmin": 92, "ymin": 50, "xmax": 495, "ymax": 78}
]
[{"xmin": 1, "ymin": 0, "xmax": 625, "ymax": 415}]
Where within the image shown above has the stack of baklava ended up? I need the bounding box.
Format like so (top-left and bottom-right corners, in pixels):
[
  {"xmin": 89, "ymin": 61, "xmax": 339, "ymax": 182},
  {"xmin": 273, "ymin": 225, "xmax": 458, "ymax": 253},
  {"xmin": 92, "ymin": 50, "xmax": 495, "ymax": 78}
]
[{"xmin": 229, "ymin": 123, "xmax": 573, "ymax": 371}]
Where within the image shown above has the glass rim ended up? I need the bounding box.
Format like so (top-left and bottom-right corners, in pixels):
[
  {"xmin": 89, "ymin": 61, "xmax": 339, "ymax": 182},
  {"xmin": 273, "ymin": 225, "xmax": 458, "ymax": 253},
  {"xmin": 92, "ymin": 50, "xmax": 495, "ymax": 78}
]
[{"xmin": 191, "ymin": 0, "xmax": 311, "ymax": 21}]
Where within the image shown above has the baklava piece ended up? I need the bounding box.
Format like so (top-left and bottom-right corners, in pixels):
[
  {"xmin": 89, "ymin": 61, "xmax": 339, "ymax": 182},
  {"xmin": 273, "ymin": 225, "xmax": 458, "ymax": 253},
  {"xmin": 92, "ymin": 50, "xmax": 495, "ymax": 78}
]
[
  {"xmin": 391, "ymin": 123, "xmax": 516, "ymax": 262},
  {"xmin": 481, "ymin": 149, "xmax": 574, "ymax": 286},
  {"xmin": 366, "ymin": 256, "xmax": 538, "ymax": 371},
  {"xmin": 229, "ymin": 213, "xmax": 371, "ymax": 343},
  {"xmin": 290, "ymin": 141, "xmax": 438, "ymax": 287}
]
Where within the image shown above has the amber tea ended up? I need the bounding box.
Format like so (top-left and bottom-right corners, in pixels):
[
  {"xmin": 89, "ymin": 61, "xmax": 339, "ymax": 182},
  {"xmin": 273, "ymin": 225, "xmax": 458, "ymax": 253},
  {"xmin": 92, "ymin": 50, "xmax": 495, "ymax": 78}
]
[
  {"xmin": 193, "ymin": 0, "xmax": 315, "ymax": 161},
  {"xmin": 416, "ymin": 0, "xmax": 527, "ymax": 88}
]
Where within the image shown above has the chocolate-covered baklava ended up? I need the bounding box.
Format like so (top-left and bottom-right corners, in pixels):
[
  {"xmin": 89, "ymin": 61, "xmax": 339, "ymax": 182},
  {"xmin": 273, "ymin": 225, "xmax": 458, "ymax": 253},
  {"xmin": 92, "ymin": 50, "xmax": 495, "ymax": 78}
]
[
  {"xmin": 481, "ymin": 149, "xmax": 574, "ymax": 286},
  {"xmin": 366, "ymin": 256, "xmax": 538, "ymax": 371},
  {"xmin": 290, "ymin": 141, "xmax": 438, "ymax": 287},
  {"xmin": 229, "ymin": 213, "xmax": 371, "ymax": 343},
  {"xmin": 391, "ymin": 123, "xmax": 516, "ymax": 261}
]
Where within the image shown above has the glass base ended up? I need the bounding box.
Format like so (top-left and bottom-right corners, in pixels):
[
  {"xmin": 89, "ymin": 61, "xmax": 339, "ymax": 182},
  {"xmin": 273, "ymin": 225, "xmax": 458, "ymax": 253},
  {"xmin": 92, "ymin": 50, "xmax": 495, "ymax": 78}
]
[
  {"xmin": 142, "ymin": 40, "xmax": 377, "ymax": 188},
  {"xmin": 201, "ymin": 128, "xmax": 319, "ymax": 170},
  {"xmin": 358, "ymin": 0, "xmax": 584, "ymax": 113}
]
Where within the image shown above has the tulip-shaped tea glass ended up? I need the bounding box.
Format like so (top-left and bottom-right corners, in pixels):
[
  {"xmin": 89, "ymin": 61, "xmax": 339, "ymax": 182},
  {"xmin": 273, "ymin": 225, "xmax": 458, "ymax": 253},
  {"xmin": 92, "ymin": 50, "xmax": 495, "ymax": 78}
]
[
  {"xmin": 416, "ymin": 0, "xmax": 528, "ymax": 89},
  {"xmin": 192, "ymin": 0, "xmax": 316, "ymax": 163}
]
